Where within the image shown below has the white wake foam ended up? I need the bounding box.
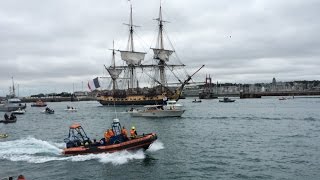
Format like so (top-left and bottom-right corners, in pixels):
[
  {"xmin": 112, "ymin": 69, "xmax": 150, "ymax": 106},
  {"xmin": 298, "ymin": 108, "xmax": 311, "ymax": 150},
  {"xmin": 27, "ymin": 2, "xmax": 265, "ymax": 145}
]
[
  {"xmin": 0, "ymin": 137, "xmax": 161, "ymax": 165},
  {"xmin": 147, "ymin": 140, "xmax": 165, "ymax": 152}
]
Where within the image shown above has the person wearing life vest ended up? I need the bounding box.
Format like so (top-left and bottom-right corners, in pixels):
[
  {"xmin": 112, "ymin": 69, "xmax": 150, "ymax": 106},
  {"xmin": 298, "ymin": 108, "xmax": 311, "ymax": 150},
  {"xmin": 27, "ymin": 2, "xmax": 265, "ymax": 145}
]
[
  {"xmin": 130, "ymin": 126, "xmax": 137, "ymax": 139},
  {"xmin": 17, "ymin": 175, "xmax": 26, "ymax": 180},
  {"xmin": 121, "ymin": 126, "xmax": 128, "ymax": 140},
  {"xmin": 104, "ymin": 129, "xmax": 111, "ymax": 143}
]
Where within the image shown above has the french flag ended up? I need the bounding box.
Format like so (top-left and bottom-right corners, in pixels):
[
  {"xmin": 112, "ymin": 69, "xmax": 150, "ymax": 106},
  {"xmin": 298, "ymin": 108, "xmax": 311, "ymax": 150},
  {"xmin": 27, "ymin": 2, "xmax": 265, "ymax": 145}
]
[{"xmin": 88, "ymin": 77, "xmax": 101, "ymax": 91}]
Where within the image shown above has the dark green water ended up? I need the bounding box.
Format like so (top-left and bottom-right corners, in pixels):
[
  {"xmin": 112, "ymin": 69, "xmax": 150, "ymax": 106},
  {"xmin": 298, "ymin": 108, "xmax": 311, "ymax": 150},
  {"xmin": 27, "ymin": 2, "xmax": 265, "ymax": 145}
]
[{"xmin": 0, "ymin": 97, "xmax": 320, "ymax": 179}]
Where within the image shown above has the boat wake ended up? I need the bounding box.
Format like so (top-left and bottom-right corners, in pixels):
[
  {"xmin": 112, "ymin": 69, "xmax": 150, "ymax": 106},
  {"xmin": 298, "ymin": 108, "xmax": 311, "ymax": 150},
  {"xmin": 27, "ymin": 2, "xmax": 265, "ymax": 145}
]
[
  {"xmin": 147, "ymin": 140, "xmax": 165, "ymax": 152},
  {"xmin": 0, "ymin": 137, "xmax": 164, "ymax": 165}
]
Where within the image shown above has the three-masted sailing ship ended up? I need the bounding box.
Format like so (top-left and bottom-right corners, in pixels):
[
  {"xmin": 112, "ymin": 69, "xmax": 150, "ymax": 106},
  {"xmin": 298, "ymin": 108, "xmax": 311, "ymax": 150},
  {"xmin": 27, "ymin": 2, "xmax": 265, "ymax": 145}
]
[{"xmin": 97, "ymin": 4, "xmax": 203, "ymax": 106}]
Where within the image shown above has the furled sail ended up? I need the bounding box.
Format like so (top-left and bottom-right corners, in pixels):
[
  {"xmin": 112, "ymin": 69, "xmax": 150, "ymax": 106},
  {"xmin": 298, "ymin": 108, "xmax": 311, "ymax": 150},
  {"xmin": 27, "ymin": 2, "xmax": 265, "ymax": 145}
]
[
  {"xmin": 120, "ymin": 51, "xmax": 146, "ymax": 65},
  {"xmin": 152, "ymin": 48, "xmax": 174, "ymax": 61},
  {"xmin": 106, "ymin": 68, "xmax": 122, "ymax": 79}
]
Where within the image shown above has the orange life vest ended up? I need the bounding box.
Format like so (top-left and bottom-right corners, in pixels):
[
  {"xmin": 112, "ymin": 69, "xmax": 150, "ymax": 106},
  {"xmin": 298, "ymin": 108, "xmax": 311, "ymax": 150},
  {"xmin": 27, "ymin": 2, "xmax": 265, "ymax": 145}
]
[
  {"xmin": 17, "ymin": 175, "xmax": 26, "ymax": 180},
  {"xmin": 109, "ymin": 129, "xmax": 115, "ymax": 137},
  {"xmin": 121, "ymin": 128, "xmax": 128, "ymax": 136},
  {"xmin": 104, "ymin": 131, "xmax": 110, "ymax": 139}
]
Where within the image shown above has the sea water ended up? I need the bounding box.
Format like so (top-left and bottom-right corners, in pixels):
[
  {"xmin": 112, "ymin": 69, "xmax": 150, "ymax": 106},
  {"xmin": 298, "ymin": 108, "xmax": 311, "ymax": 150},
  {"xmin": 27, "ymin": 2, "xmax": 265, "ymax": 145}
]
[{"xmin": 0, "ymin": 97, "xmax": 319, "ymax": 179}]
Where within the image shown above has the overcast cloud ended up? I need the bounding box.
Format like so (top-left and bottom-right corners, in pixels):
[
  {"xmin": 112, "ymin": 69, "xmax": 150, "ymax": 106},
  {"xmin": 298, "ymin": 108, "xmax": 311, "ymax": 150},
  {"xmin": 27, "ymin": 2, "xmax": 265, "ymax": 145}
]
[{"xmin": 0, "ymin": 0, "xmax": 319, "ymax": 96}]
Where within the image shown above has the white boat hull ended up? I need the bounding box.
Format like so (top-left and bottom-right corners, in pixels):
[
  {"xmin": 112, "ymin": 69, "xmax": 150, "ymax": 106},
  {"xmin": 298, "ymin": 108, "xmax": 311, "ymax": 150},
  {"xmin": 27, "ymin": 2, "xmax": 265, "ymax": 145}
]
[{"xmin": 131, "ymin": 110, "xmax": 185, "ymax": 117}]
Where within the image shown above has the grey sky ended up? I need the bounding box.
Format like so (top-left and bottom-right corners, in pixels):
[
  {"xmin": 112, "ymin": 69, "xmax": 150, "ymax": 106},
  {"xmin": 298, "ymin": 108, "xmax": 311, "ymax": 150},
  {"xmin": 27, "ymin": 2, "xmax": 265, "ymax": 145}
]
[{"xmin": 0, "ymin": 0, "xmax": 319, "ymax": 96}]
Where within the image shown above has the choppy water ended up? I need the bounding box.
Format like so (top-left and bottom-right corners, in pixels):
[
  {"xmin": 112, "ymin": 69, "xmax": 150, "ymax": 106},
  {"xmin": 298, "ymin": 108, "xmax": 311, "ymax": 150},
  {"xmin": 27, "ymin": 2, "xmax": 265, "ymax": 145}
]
[{"xmin": 0, "ymin": 97, "xmax": 320, "ymax": 179}]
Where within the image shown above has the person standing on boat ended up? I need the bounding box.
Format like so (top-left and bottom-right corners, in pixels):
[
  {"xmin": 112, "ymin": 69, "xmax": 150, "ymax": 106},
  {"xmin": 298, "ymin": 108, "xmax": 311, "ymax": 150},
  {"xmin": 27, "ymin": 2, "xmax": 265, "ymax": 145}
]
[
  {"xmin": 130, "ymin": 126, "xmax": 137, "ymax": 138},
  {"xmin": 121, "ymin": 126, "xmax": 128, "ymax": 140},
  {"xmin": 4, "ymin": 113, "xmax": 9, "ymax": 120}
]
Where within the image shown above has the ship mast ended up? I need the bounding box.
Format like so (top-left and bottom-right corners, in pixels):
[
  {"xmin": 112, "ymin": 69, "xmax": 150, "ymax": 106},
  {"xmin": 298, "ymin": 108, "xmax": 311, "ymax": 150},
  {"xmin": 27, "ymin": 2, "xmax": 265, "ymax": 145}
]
[
  {"xmin": 105, "ymin": 41, "xmax": 122, "ymax": 95},
  {"xmin": 151, "ymin": 5, "xmax": 174, "ymax": 90},
  {"xmin": 11, "ymin": 76, "xmax": 16, "ymax": 97},
  {"xmin": 119, "ymin": 4, "xmax": 146, "ymax": 91}
]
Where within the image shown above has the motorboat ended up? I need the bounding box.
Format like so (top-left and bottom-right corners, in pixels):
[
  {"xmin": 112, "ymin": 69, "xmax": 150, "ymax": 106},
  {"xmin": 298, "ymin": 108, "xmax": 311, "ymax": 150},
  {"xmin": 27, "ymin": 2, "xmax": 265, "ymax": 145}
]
[
  {"xmin": 42, "ymin": 107, "xmax": 55, "ymax": 114},
  {"xmin": 130, "ymin": 100, "xmax": 185, "ymax": 117},
  {"xmin": 63, "ymin": 119, "xmax": 157, "ymax": 155},
  {"xmin": 0, "ymin": 114, "xmax": 17, "ymax": 123},
  {"xmin": 0, "ymin": 98, "xmax": 27, "ymax": 112},
  {"xmin": 0, "ymin": 133, "xmax": 8, "ymax": 138},
  {"xmin": 279, "ymin": 97, "xmax": 287, "ymax": 100},
  {"xmin": 31, "ymin": 99, "xmax": 47, "ymax": 107},
  {"xmin": 65, "ymin": 106, "xmax": 77, "ymax": 112},
  {"xmin": 219, "ymin": 97, "xmax": 236, "ymax": 103},
  {"xmin": 11, "ymin": 108, "xmax": 26, "ymax": 115},
  {"xmin": 192, "ymin": 99, "xmax": 202, "ymax": 103}
]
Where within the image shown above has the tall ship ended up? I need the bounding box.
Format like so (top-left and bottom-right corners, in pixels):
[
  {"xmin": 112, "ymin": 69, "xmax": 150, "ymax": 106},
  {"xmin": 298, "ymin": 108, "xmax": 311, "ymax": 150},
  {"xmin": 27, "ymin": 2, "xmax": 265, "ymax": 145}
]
[{"xmin": 97, "ymin": 4, "xmax": 203, "ymax": 106}]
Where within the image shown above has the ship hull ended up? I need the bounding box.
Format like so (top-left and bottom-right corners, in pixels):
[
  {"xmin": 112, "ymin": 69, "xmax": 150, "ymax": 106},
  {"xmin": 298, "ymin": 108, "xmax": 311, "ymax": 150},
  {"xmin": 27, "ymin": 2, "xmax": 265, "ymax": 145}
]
[
  {"xmin": 98, "ymin": 99, "xmax": 164, "ymax": 106},
  {"xmin": 131, "ymin": 110, "xmax": 185, "ymax": 117},
  {"xmin": 0, "ymin": 104, "xmax": 27, "ymax": 112},
  {"xmin": 97, "ymin": 93, "xmax": 169, "ymax": 106}
]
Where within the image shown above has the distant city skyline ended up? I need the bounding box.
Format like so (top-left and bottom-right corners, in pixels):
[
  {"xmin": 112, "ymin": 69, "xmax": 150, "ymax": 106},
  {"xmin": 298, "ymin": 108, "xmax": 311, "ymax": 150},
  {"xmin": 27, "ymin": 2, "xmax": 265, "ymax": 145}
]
[{"xmin": 1, "ymin": 0, "xmax": 319, "ymax": 96}]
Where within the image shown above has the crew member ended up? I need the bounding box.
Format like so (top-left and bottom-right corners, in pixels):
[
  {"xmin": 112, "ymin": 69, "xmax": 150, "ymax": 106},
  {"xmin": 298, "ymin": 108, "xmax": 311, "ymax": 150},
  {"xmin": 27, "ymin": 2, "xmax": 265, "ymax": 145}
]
[
  {"xmin": 104, "ymin": 129, "xmax": 115, "ymax": 144},
  {"xmin": 130, "ymin": 126, "xmax": 137, "ymax": 138},
  {"xmin": 104, "ymin": 130, "xmax": 111, "ymax": 143},
  {"xmin": 17, "ymin": 175, "xmax": 26, "ymax": 180},
  {"xmin": 121, "ymin": 126, "xmax": 128, "ymax": 140}
]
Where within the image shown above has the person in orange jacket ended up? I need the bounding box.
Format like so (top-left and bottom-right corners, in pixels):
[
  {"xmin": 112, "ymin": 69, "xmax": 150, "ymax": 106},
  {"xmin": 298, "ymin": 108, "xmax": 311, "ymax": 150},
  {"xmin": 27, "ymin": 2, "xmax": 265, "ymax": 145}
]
[
  {"xmin": 121, "ymin": 126, "xmax": 128, "ymax": 140},
  {"xmin": 17, "ymin": 175, "xmax": 25, "ymax": 180},
  {"xmin": 130, "ymin": 126, "xmax": 137, "ymax": 138},
  {"xmin": 104, "ymin": 129, "xmax": 114, "ymax": 143}
]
